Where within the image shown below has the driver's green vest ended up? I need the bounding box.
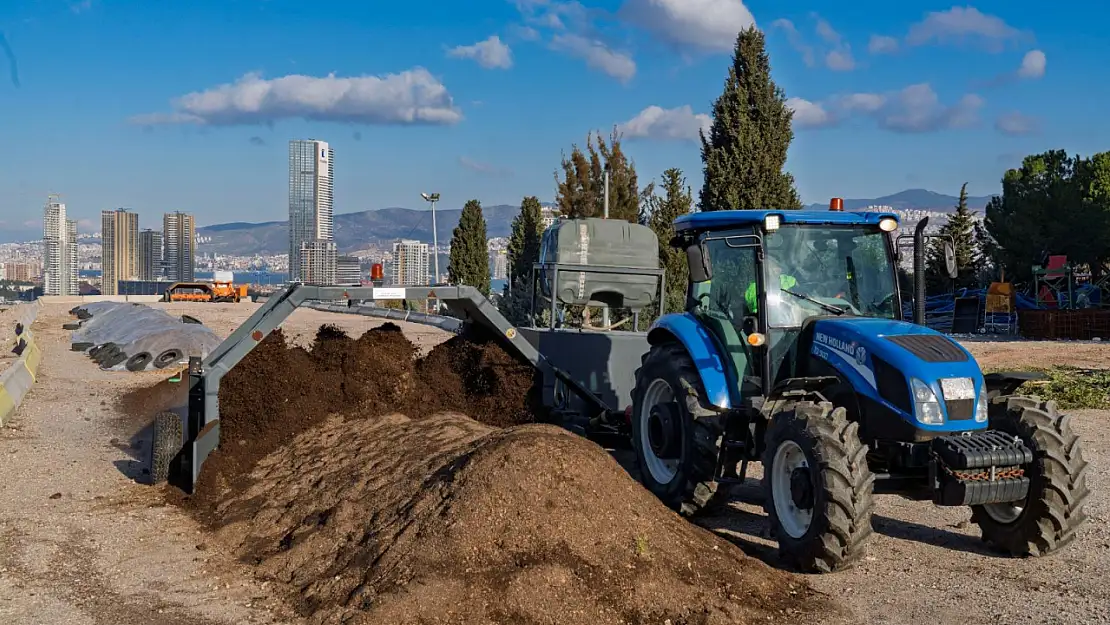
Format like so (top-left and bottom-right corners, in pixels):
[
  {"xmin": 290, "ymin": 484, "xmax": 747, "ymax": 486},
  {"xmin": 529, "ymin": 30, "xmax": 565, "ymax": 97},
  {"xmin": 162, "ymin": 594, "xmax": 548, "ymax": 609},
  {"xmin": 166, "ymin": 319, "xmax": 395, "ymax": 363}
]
[{"xmin": 745, "ymin": 274, "xmax": 797, "ymax": 313}]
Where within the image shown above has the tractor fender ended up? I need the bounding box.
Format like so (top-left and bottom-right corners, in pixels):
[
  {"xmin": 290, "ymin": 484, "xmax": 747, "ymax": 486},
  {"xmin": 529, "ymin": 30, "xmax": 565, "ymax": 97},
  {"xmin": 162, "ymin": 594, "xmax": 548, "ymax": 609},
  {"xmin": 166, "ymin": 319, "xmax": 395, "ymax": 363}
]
[{"xmin": 646, "ymin": 312, "xmax": 734, "ymax": 411}]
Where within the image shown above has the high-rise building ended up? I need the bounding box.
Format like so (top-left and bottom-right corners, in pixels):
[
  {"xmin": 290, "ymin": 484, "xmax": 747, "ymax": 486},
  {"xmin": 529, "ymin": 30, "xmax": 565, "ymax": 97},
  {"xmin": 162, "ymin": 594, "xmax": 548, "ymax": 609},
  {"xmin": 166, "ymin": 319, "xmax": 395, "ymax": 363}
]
[
  {"xmin": 336, "ymin": 255, "xmax": 361, "ymax": 286},
  {"xmin": 391, "ymin": 239, "xmax": 431, "ymax": 286},
  {"xmin": 163, "ymin": 211, "xmax": 195, "ymax": 282},
  {"xmin": 299, "ymin": 240, "xmax": 337, "ymax": 285},
  {"xmin": 42, "ymin": 196, "xmax": 79, "ymax": 296},
  {"xmin": 139, "ymin": 229, "xmax": 164, "ymax": 281},
  {"xmin": 490, "ymin": 248, "xmax": 508, "ymax": 280},
  {"xmin": 101, "ymin": 208, "xmax": 139, "ymax": 295},
  {"xmin": 288, "ymin": 139, "xmax": 334, "ymax": 282}
]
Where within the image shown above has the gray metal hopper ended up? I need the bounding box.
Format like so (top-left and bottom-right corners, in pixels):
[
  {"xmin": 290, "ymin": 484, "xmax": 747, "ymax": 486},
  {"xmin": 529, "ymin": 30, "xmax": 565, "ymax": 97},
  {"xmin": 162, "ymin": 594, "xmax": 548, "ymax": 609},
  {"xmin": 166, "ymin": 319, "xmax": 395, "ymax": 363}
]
[{"xmin": 537, "ymin": 218, "xmax": 660, "ymax": 310}]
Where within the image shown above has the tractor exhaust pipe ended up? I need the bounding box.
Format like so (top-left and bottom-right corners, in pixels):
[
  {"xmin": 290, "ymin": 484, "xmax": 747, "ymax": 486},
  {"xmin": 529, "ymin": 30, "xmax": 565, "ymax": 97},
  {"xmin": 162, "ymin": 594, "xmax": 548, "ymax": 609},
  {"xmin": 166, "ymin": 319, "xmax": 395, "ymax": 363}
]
[{"xmin": 913, "ymin": 217, "xmax": 929, "ymax": 326}]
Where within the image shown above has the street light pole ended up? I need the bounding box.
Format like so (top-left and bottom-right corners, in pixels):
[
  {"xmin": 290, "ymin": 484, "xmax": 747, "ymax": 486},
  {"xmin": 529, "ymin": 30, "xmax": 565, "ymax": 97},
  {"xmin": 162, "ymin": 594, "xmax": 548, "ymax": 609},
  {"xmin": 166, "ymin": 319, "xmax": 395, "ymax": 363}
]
[{"xmin": 421, "ymin": 192, "xmax": 441, "ymax": 313}]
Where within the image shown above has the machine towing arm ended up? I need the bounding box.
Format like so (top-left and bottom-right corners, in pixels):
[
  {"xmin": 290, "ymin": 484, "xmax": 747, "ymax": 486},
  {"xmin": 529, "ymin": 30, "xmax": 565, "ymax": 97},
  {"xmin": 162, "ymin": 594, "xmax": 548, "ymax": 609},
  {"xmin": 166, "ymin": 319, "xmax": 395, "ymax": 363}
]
[{"xmin": 172, "ymin": 281, "xmax": 618, "ymax": 492}]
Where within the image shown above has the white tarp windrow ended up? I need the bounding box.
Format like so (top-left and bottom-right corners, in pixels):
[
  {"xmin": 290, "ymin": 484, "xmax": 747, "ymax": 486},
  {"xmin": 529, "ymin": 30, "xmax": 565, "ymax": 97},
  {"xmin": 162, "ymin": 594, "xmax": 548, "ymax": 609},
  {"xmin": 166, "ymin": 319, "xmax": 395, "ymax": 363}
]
[{"xmin": 70, "ymin": 302, "xmax": 221, "ymax": 371}]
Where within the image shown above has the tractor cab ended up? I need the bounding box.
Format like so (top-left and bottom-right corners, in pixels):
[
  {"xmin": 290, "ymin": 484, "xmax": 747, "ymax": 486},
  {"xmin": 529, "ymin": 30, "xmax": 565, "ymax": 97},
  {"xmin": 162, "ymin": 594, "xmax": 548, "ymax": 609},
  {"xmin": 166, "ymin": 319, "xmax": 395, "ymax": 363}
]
[{"xmin": 673, "ymin": 203, "xmax": 902, "ymax": 397}]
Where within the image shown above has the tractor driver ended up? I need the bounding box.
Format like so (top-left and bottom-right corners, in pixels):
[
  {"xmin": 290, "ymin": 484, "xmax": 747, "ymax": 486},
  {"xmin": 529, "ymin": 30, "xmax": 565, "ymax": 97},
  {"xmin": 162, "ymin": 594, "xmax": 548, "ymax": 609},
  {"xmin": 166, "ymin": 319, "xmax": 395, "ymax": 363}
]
[{"xmin": 745, "ymin": 248, "xmax": 852, "ymax": 324}]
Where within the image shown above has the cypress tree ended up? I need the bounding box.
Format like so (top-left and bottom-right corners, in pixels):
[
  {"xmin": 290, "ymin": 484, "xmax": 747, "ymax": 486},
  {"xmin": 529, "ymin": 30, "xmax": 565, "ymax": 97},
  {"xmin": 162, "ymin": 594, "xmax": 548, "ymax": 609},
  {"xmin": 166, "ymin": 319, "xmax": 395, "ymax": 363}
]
[
  {"xmin": 506, "ymin": 196, "xmax": 545, "ymax": 285},
  {"xmin": 926, "ymin": 183, "xmax": 983, "ymax": 291},
  {"xmin": 645, "ymin": 168, "xmax": 693, "ymax": 313},
  {"xmin": 448, "ymin": 199, "xmax": 491, "ymax": 296},
  {"xmin": 700, "ymin": 26, "xmax": 802, "ymax": 212},
  {"xmin": 555, "ymin": 129, "xmax": 640, "ymax": 222}
]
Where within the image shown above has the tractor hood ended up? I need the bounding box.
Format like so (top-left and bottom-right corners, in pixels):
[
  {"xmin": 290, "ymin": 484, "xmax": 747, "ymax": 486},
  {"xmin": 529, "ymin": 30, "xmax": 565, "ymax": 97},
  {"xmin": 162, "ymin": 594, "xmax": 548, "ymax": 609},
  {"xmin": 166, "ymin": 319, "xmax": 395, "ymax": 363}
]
[{"xmin": 808, "ymin": 317, "xmax": 985, "ymax": 430}]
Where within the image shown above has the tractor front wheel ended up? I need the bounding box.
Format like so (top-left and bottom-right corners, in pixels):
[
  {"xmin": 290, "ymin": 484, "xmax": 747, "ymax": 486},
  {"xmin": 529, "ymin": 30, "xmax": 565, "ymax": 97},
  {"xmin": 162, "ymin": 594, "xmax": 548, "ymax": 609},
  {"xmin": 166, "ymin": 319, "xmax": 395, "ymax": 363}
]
[
  {"xmin": 762, "ymin": 401, "xmax": 875, "ymax": 573},
  {"xmin": 971, "ymin": 396, "xmax": 1090, "ymax": 556},
  {"xmin": 631, "ymin": 342, "xmax": 725, "ymax": 517}
]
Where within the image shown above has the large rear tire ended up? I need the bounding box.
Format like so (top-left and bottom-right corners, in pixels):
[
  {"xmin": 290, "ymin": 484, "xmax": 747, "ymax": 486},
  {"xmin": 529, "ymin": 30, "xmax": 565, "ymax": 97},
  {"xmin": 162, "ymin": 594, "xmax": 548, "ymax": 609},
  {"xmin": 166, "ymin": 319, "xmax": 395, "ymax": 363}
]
[
  {"xmin": 149, "ymin": 411, "xmax": 183, "ymax": 485},
  {"xmin": 762, "ymin": 401, "xmax": 875, "ymax": 573},
  {"xmin": 631, "ymin": 342, "xmax": 726, "ymax": 517},
  {"xmin": 971, "ymin": 396, "xmax": 1089, "ymax": 556}
]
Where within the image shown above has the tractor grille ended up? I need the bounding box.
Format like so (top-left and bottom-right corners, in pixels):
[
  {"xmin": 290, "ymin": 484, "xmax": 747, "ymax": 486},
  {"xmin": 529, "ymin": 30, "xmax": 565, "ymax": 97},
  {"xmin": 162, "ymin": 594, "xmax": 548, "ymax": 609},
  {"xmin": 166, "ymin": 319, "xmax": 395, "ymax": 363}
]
[
  {"xmin": 945, "ymin": 398, "xmax": 975, "ymax": 420},
  {"xmin": 885, "ymin": 334, "xmax": 969, "ymax": 363}
]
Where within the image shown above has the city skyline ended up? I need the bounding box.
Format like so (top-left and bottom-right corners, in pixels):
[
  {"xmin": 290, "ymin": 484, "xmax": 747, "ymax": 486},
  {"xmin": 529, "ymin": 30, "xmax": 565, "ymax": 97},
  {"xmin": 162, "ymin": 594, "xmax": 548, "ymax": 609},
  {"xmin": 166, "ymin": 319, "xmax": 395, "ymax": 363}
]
[{"xmin": 1, "ymin": 2, "xmax": 1101, "ymax": 230}]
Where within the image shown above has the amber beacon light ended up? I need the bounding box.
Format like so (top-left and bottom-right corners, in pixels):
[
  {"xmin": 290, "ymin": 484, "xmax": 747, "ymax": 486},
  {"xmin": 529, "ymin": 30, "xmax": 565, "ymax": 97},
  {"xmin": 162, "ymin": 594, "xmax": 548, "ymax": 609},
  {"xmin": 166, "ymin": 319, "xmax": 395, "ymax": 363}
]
[{"xmin": 829, "ymin": 197, "xmax": 844, "ymax": 211}]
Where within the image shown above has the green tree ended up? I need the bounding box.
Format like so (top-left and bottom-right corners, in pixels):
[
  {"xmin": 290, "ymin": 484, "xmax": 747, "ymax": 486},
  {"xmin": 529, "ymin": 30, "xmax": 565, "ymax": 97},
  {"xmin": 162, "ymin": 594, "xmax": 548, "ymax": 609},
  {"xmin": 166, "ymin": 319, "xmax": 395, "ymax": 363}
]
[
  {"xmin": 925, "ymin": 183, "xmax": 983, "ymax": 292},
  {"xmin": 506, "ymin": 196, "xmax": 545, "ymax": 285},
  {"xmin": 700, "ymin": 26, "xmax": 802, "ymax": 212},
  {"xmin": 498, "ymin": 196, "xmax": 546, "ymax": 326},
  {"xmin": 643, "ymin": 168, "xmax": 693, "ymax": 314},
  {"xmin": 447, "ymin": 199, "xmax": 491, "ymax": 296},
  {"xmin": 985, "ymin": 150, "xmax": 1110, "ymax": 283},
  {"xmin": 555, "ymin": 128, "xmax": 640, "ymax": 222}
]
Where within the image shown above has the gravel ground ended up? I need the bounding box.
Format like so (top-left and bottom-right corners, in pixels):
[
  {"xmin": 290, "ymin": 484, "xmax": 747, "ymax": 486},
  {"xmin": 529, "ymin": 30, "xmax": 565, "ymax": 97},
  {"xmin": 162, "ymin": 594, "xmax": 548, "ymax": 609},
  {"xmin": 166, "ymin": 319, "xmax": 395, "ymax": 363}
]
[{"xmin": 0, "ymin": 301, "xmax": 1106, "ymax": 625}]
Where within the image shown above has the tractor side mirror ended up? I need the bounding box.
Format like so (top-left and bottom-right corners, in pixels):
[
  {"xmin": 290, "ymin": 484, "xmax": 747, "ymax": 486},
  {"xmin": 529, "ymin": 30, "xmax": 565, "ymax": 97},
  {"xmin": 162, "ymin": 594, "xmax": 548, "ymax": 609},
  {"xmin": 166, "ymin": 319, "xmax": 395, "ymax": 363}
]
[
  {"xmin": 944, "ymin": 241, "xmax": 958, "ymax": 279},
  {"xmin": 686, "ymin": 242, "xmax": 712, "ymax": 282}
]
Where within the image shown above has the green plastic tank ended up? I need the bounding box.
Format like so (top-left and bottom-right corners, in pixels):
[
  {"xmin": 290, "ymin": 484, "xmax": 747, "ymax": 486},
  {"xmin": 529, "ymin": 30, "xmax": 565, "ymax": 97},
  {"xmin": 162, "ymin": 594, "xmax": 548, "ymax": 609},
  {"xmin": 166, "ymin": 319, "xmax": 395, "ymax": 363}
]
[{"xmin": 537, "ymin": 218, "xmax": 660, "ymax": 310}]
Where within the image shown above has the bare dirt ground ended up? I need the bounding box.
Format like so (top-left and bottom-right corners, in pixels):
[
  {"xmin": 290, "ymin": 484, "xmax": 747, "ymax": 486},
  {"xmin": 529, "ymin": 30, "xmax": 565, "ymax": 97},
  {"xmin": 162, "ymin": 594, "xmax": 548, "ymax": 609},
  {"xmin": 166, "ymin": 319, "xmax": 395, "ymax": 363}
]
[{"xmin": 0, "ymin": 301, "xmax": 1107, "ymax": 625}]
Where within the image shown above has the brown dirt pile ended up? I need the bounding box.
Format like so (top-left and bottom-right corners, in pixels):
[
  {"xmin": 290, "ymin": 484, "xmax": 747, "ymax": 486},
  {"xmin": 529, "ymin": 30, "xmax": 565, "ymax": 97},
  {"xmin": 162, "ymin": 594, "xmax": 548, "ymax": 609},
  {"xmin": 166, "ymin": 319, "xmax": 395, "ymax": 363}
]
[
  {"xmin": 204, "ymin": 412, "xmax": 830, "ymax": 625},
  {"xmin": 181, "ymin": 322, "xmax": 539, "ymax": 514}
]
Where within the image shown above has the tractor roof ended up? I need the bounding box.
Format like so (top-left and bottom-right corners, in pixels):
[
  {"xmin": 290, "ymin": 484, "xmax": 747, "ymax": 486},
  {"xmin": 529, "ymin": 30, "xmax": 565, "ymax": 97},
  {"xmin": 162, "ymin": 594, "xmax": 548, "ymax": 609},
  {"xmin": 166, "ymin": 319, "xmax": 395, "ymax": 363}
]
[{"xmin": 673, "ymin": 210, "xmax": 898, "ymax": 232}]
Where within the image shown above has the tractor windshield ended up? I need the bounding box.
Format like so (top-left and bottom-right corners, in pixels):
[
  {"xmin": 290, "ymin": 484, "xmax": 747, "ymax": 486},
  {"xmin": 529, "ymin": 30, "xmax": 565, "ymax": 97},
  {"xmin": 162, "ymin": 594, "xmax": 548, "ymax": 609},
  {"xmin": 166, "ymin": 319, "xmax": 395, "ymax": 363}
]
[{"xmin": 763, "ymin": 224, "xmax": 898, "ymax": 327}]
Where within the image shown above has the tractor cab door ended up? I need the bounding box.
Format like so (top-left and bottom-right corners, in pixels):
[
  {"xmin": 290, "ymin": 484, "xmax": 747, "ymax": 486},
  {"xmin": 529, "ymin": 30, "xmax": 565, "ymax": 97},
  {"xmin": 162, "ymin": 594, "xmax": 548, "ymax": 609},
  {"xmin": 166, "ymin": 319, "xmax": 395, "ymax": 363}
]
[{"xmin": 687, "ymin": 229, "xmax": 760, "ymax": 395}]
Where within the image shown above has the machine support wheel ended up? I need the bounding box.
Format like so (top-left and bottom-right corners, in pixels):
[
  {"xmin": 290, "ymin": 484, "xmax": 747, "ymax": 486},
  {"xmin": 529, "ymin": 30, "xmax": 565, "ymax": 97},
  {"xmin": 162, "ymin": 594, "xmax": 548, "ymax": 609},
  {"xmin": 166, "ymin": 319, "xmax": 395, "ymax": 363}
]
[
  {"xmin": 149, "ymin": 411, "xmax": 183, "ymax": 485},
  {"xmin": 762, "ymin": 401, "xmax": 875, "ymax": 573},
  {"xmin": 971, "ymin": 396, "xmax": 1090, "ymax": 556},
  {"xmin": 631, "ymin": 342, "xmax": 727, "ymax": 517}
]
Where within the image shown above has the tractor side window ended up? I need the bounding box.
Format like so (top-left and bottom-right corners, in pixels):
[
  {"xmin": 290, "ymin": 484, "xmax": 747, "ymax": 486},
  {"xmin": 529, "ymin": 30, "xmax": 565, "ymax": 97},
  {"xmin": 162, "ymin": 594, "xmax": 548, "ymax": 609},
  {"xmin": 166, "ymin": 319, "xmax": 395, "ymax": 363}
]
[{"xmin": 700, "ymin": 232, "xmax": 759, "ymax": 324}]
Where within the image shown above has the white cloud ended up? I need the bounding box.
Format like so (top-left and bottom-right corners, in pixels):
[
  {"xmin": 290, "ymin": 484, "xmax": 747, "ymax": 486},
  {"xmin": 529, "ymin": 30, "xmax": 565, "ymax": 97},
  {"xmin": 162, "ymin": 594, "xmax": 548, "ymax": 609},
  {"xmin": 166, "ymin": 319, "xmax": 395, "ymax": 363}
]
[
  {"xmin": 458, "ymin": 156, "xmax": 513, "ymax": 176},
  {"xmin": 868, "ymin": 34, "xmax": 899, "ymax": 54},
  {"xmin": 825, "ymin": 49, "xmax": 855, "ymax": 71},
  {"xmin": 129, "ymin": 69, "xmax": 462, "ymax": 126},
  {"xmin": 1017, "ymin": 50, "xmax": 1046, "ymax": 78},
  {"xmin": 508, "ymin": 24, "xmax": 540, "ymax": 41},
  {"xmin": 801, "ymin": 84, "xmax": 984, "ymax": 133},
  {"xmin": 905, "ymin": 7, "xmax": 1023, "ymax": 51},
  {"xmin": 447, "ymin": 35, "xmax": 513, "ymax": 69},
  {"xmin": 619, "ymin": 0, "xmax": 756, "ymax": 53},
  {"xmin": 551, "ymin": 34, "xmax": 636, "ymax": 82},
  {"xmin": 617, "ymin": 105, "xmax": 710, "ymax": 141},
  {"xmin": 771, "ymin": 19, "xmax": 815, "ymax": 67},
  {"xmin": 786, "ymin": 97, "xmax": 834, "ymax": 128},
  {"xmin": 871, "ymin": 84, "xmax": 983, "ymax": 133},
  {"xmin": 995, "ymin": 111, "xmax": 1039, "ymax": 136},
  {"xmin": 773, "ymin": 15, "xmax": 853, "ymax": 71}
]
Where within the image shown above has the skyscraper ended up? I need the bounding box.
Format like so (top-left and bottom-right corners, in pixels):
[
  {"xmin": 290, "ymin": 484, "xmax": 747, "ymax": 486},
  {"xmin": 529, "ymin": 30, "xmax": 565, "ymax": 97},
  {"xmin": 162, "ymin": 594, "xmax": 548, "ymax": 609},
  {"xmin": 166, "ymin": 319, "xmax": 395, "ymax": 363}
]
[
  {"xmin": 139, "ymin": 229, "xmax": 164, "ymax": 281},
  {"xmin": 391, "ymin": 239, "xmax": 431, "ymax": 286},
  {"xmin": 163, "ymin": 211, "xmax": 195, "ymax": 281},
  {"xmin": 42, "ymin": 196, "xmax": 79, "ymax": 296},
  {"xmin": 101, "ymin": 208, "xmax": 139, "ymax": 295},
  {"xmin": 288, "ymin": 139, "xmax": 334, "ymax": 282}
]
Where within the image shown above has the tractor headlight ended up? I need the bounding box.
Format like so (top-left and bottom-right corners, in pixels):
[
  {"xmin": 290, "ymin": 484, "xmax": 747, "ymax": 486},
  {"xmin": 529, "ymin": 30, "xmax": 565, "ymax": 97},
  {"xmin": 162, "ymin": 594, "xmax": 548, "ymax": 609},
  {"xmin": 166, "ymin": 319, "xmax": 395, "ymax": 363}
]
[
  {"xmin": 764, "ymin": 214, "xmax": 781, "ymax": 232},
  {"xmin": 975, "ymin": 384, "xmax": 989, "ymax": 423},
  {"xmin": 879, "ymin": 217, "xmax": 898, "ymax": 232},
  {"xmin": 911, "ymin": 378, "xmax": 944, "ymax": 425}
]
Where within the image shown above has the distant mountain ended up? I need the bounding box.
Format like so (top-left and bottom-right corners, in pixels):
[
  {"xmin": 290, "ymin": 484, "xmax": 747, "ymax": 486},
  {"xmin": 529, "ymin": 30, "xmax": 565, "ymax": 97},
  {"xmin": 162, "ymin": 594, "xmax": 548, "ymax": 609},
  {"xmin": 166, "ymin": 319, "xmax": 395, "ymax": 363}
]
[
  {"xmin": 195, "ymin": 204, "xmax": 523, "ymax": 256},
  {"xmin": 804, "ymin": 189, "xmax": 996, "ymax": 213}
]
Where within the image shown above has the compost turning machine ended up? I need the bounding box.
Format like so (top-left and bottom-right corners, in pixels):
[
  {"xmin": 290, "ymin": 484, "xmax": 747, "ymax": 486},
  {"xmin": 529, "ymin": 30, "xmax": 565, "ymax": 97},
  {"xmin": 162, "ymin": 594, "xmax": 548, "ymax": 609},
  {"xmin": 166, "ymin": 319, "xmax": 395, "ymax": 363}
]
[{"xmin": 157, "ymin": 201, "xmax": 1089, "ymax": 574}]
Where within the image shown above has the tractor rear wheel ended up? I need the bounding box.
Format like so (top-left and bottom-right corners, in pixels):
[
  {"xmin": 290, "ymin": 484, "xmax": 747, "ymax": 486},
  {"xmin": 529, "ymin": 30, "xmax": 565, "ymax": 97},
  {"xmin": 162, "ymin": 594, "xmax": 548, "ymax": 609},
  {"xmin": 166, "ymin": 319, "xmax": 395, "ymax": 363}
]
[
  {"xmin": 631, "ymin": 342, "xmax": 726, "ymax": 517},
  {"xmin": 149, "ymin": 411, "xmax": 183, "ymax": 485},
  {"xmin": 971, "ymin": 396, "xmax": 1090, "ymax": 556},
  {"xmin": 762, "ymin": 401, "xmax": 875, "ymax": 573}
]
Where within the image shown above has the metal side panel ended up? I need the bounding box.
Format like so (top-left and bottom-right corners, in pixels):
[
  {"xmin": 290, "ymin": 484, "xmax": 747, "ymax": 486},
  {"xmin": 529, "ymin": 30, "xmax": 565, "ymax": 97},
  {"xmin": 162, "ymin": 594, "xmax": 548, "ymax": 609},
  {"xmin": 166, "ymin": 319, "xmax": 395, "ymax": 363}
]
[{"xmin": 518, "ymin": 328, "xmax": 649, "ymax": 414}]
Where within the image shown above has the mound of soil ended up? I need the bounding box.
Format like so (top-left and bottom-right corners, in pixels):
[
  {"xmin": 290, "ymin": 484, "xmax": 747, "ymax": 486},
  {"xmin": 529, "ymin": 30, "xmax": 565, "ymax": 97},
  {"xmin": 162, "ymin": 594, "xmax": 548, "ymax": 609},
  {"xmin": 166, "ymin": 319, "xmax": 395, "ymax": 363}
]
[
  {"xmin": 183, "ymin": 323, "xmax": 540, "ymax": 514},
  {"xmin": 205, "ymin": 412, "xmax": 831, "ymax": 625}
]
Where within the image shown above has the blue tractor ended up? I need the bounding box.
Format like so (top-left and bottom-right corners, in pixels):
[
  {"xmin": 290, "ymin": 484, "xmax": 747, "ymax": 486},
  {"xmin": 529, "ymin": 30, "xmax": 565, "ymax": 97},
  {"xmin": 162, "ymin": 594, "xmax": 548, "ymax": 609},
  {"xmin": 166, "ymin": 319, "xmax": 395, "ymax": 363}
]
[
  {"xmin": 631, "ymin": 207, "xmax": 1090, "ymax": 572},
  {"xmin": 170, "ymin": 202, "xmax": 1090, "ymax": 576}
]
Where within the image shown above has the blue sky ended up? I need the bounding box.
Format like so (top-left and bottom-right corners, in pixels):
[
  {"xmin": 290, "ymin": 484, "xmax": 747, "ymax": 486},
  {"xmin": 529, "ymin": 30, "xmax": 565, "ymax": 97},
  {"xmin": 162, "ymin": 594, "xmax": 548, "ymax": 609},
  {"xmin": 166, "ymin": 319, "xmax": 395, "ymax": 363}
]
[{"xmin": 0, "ymin": 0, "xmax": 1106, "ymax": 235}]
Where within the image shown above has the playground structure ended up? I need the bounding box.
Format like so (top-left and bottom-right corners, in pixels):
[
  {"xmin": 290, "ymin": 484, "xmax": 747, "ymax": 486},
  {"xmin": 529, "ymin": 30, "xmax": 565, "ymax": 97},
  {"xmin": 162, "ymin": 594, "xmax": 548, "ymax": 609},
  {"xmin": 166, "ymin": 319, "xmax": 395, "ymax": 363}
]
[{"xmin": 153, "ymin": 205, "xmax": 1089, "ymax": 575}]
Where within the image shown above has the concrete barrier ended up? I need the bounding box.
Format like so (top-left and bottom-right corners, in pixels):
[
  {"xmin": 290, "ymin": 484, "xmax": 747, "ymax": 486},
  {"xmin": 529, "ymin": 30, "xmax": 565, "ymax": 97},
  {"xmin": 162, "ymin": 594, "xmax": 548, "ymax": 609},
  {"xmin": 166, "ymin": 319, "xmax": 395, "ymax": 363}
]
[
  {"xmin": 38, "ymin": 295, "xmax": 164, "ymax": 304},
  {"xmin": 0, "ymin": 300, "xmax": 44, "ymax": 427}
]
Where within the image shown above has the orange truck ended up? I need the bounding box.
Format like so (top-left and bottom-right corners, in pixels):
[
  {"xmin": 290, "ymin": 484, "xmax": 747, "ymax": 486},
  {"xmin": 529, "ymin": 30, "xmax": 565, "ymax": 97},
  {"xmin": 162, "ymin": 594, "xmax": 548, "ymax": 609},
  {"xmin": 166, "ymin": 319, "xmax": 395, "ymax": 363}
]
[{"xmin": 163, "ymin": 271, "xmax": 247, "ymax": 303}]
